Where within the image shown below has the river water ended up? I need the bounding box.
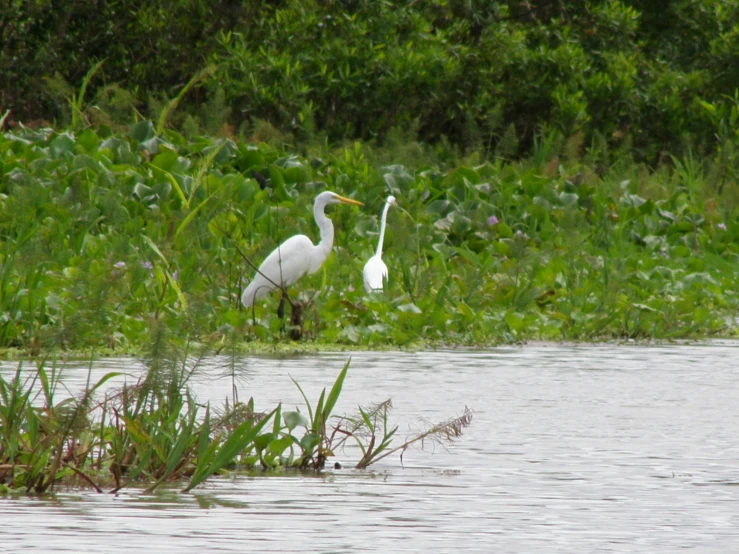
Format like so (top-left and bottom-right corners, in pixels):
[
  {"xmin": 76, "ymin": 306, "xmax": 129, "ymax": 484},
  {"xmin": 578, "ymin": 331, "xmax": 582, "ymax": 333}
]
[{"xmin": 1, "ymin": 342, "xmax": 739, "ymax": 552}]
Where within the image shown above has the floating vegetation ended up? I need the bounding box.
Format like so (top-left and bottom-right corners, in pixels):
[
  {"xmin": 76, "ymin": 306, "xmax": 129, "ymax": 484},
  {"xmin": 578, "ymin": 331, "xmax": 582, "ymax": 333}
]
[
  {"xmin": 0, "ymin": 351, "xmax": 472, "ymax": 494},
  {"xmin": 1, "ymin": 123, "xmax": 737, "ymax": 354}
]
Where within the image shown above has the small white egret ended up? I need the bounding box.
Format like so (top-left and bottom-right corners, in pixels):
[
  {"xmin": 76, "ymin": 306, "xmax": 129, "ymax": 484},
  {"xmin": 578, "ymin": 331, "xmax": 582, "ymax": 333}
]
[
  {"xmin": 241, "ymin": 191, "xmax": 363, "ymax": 309},
  {"xmin": 363, "ymin": 195, "xmax": 397, "ymax": 292}
]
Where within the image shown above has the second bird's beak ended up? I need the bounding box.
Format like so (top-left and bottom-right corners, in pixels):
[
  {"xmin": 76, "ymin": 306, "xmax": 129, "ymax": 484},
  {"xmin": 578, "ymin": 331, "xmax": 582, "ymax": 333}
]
[{"xmin": 337, "ymin": 195, "xmax": 364, "ymax": 206}]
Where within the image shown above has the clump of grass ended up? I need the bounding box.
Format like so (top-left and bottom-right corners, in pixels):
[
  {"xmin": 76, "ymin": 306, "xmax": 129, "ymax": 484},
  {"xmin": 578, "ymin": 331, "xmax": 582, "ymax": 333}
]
[{"xmin": 0, "ymin": 349, "xmax": 471, "ymax": 494}]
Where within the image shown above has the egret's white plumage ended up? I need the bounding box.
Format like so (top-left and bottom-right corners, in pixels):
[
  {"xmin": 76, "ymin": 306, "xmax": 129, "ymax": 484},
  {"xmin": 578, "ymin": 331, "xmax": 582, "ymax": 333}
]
[
  {"xmin": 363, "ymin": 195, "xmax": 397, "ymax": 292},
  {"xmin": 241, "ymin": 191, "xmax": 363, "ymax": 308}
]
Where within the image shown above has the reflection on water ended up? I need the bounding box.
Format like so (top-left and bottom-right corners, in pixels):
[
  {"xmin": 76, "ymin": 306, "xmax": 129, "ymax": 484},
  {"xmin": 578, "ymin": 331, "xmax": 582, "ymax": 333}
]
[{"xmin": 2, "ymin": 342, "xmax": 739, "ymax": 552}]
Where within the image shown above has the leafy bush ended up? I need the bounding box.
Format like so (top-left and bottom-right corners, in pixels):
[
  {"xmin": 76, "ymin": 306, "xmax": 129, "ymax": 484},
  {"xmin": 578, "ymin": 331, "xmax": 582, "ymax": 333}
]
[{"xmin": 3, "ymin": 1, "xmax": 739, "ymax": 161}]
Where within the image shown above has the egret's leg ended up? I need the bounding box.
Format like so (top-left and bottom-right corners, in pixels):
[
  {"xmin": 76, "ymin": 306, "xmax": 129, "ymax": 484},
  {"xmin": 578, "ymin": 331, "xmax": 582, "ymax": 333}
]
[{"xmin": 289, "ymin": 301, "xmax": 303, "ymax": 341}]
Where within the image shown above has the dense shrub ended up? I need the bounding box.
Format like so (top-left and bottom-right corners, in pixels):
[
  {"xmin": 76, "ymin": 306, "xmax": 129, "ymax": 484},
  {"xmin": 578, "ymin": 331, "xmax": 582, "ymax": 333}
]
[{"xmin": 2, "ymin": 1, "xmax": 739, "ymax": 161}]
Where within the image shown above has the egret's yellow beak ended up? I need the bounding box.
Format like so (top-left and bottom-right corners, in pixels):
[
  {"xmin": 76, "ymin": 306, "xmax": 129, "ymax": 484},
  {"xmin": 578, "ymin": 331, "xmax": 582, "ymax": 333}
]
[{"xmin": 337, "ymin": 195, "xmax": 364, "ymax": 206}]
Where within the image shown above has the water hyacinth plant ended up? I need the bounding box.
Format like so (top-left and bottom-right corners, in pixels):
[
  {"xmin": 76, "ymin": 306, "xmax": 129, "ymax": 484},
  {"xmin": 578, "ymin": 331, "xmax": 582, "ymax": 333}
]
[{"xmin": 0, "ymin": 122, "xmax": 737, "ymax": 352}]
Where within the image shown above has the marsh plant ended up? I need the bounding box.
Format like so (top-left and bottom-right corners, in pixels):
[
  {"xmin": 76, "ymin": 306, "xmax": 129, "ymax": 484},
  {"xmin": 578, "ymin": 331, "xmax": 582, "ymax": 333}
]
[
  {"xmin": 0, "ymin": 345, "xmax": 472, "ymax": 494},
  {"xmin": 0, "ymin": 122, "xmax": 737, "ymax": 352}
]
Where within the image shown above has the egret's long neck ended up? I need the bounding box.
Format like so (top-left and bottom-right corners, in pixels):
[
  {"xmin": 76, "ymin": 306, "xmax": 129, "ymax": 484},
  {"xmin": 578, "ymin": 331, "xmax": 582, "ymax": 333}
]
[
  {"xmin": 375, "ymin": 201, "xmax": 391, "ymax": 257},
  {"xmin": 313, "ymin": 199, "xmax": 335, "ymax": 267}
]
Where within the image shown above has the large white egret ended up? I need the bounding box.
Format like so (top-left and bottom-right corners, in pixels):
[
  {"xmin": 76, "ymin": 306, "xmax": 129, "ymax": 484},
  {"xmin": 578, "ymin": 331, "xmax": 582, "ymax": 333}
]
[
  {"xmin": 241, "ymin": 191, "xmax": 363, "ymax": 308},
  {"xmin": 363, "ymin": 195, "xmax": 397, "ymax": 292}
]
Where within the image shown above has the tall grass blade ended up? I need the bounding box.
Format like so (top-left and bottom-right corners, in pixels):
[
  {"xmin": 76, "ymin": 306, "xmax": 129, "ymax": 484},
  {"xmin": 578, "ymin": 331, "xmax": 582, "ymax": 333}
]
[
  {"xmin": 323, "ymin": 359, "xmax": 350, "ymax": 420},
  {"xmin": 71, "ymin": 60, "xmax": 105, "ymax": 129},
  {"xmin": 160, "ymin": 169, "xmax": 190, "ymax": 209},
  {"xmin": 165, "ymin": 270, "xmax": 188, "ymax": 310},
  {"xmin": 176, "ymin": 194, "xmax": 214, "ymax": 237},
  {"xmin": 141, "ymin": 235, "xmax": 169, "ymax": 265},
  {"xmin": 183, "ymin": 407, "xmax": 276, "ymax": 492},
  {"xmin": 156, "ymin": 65, "xmax": 215, "ymax": 134},
  {"xmin": 189, "ymin": 142, "xmax": 224, "ymax": 203},
  {"xmin": 148, "ymin": 398, "xmax": 199, "ymax": 491},
  {"xmin": 313, "ymin": 390, "xmax": 326, "ymax": 433},
  {"xmin": 290, "ymin": 376, "xmax": 315, "ymax": 425}
]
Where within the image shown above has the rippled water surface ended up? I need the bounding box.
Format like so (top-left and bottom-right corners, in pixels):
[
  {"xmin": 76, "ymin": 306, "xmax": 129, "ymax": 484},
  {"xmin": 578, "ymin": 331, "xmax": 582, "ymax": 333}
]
[{"xmin": 2, "ymin": 342, "xmax": 739, "ymax": 552}]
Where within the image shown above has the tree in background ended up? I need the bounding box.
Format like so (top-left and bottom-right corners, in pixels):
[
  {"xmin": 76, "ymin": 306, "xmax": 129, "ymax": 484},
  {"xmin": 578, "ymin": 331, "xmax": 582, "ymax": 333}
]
[{"xmin": 2, "ymin": 0, "xmax": 739, "ymax": 162}]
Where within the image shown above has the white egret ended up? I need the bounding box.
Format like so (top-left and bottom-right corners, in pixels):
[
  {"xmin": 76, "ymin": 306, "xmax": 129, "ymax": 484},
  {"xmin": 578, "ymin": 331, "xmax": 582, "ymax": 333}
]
[
  {"xmin": 363, "ymin": 195, "xmax": 397, "ymax": 292},
  {"xmin": 241, "ymin": 191, "xmax": 363, "ymax": 309}
]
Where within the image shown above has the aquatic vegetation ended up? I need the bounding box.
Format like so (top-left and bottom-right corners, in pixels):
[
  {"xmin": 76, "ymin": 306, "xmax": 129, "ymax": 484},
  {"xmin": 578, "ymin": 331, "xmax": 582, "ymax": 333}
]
[
  {"xmin": 0, "ymin": 123, "xmax": 737, "ymax": 353},
  {"xmin": 332, "ymin": 399, "xmax": 472, "ymax": 470},
  {"xmin": 0, "ymin": 352, "xmax": 469, "ymax": 494}
]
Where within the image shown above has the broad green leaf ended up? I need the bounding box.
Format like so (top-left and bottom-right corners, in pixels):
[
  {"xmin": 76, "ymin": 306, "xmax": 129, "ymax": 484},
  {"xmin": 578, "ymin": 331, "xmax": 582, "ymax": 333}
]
[
  {"xmin": 558, "ymin": 191, "xmax": 579, "ymax": 207},
  {"xmin": 504, "ymin": 310, "xmax": 525, "ymax": 332},
  {"xmin": 267, "ymin": 436, "xmax": 295, "ymax": 456},
  {"xmin": 49, "ymin": 133, "xmax": 76, "ymax": 158},
  {"xmin": 283, "ymin": 411, "xmax": 309, "ymax": 431},
  {"xmin": 129, "ymin": 120, "xmax": 156, "ymax": 142},
  {"xmin": 300, "ymin": 432, "xmax": 320, "ymax": 452},
  {"xmin": 255, "ymin": 432, "xmax": 276, "ymax": 451}
]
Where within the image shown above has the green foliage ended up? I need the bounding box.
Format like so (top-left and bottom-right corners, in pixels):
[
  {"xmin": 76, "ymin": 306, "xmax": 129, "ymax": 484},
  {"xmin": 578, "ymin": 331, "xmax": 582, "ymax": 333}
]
[
  {"xmin": 3, "ymin": 1, "xmax": 739, "ymax": 160},
  {"xmin": 1, "ymin": 351, "xmax": 462, "ymax": 493},
  {"xmin": 290, "ymin": 359, "xmax": 350, "ymax": 469},
  {"xmin": 0, "ymin": 123, "xmax": 737, "ymax": 350}
]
